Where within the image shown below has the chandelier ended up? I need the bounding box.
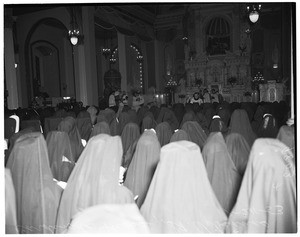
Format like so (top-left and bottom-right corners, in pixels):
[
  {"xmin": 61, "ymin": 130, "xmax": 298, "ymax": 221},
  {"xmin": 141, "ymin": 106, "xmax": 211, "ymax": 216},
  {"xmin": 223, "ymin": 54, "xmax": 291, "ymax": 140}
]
[
  {"xmin": 109, "ymin": 57, "xmax": 117, "ymax": 64},
  {"xmin": 247, "ymin": 4, "xmax": 262, "ymax": 24},
  {"xmin": 252, "ymin": 71, "xmax": 265, "ymax": 84},
  {"xmin": 68, "ymin": 7, "xmax": 80, "ymax": 46},
  {"xmin": 102, "ymin": 48, "xmax": 111, "ymax": 59}
]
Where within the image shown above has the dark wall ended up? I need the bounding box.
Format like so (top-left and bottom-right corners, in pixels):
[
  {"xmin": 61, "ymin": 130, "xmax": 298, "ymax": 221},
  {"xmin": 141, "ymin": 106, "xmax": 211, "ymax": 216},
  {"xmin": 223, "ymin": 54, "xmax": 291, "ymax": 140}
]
[{"xmin": 251, "ymin": 3, "xmax": 293, "ymax": 82}]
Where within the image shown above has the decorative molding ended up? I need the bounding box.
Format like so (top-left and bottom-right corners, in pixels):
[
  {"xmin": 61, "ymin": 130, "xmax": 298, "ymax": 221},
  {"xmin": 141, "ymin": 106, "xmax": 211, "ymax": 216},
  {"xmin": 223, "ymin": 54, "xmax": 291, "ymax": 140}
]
[{"xmin": 154, "ymin": 13, "xmax": 184, "ymax": 30}]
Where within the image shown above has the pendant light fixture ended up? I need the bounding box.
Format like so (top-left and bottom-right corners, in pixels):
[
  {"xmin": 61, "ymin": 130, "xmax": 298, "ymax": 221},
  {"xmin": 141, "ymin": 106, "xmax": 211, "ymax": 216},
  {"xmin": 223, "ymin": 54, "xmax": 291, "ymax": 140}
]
[
  {"xmin": 68, "ymin": 7, "xmax": 80, "ymax": 46},
  {"xmin": 247, "ymin": 4, "xmax": 262, "ymax": 24}
]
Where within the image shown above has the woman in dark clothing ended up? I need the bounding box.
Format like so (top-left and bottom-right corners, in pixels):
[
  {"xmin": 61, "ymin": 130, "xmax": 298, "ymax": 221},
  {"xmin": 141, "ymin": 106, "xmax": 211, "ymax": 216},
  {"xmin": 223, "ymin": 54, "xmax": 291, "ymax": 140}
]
[
  {"xmin": 256, "ymin": 113, "xmax": 279, "ymax": 138},
  {"xmin": 155, "ymin": 122, "xmax": 173, "ymax": 147},
  {"xmin": 172, "ymin": 103, "xmax": 185, "ymax": 126},
  {"xmin": 57, "ymin": 116, "xmax": 84, "ymax": 162},
  {"xmin": 156, "ymin": 107, "xmax": 179, "ymax": 132},
  {"xmin": 180, "ymin": 111, "xmax": 199, "ymax": 128},
  {"xmin": 209, "ymin": 115, "xmax": 228, "ymax": 136},
  {"xmin": 229, "ymin": 109, "xmax": 257, "ymax": 148},
  {"xmin": 181, "ymin": 121, "xmax": 207, "ymax": 150},
  {"xmin": 76, "ymin": 110, "xmax": 93, "ymax": 141},
  {"xmin": 251, "ymin": 105, "xmax": 265, "ymax": 135},
  {"xmin": 141, "ymin": 114, "xmax": 157, "ymax": 133},
  {"xmin": 217, "ymin": 106, "xmax": 231, "ymax": 127}
]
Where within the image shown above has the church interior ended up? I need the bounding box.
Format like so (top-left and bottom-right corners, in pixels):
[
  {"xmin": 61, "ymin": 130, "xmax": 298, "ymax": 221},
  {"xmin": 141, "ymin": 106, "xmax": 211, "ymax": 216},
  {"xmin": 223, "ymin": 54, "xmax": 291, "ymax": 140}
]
[
  {"xmin": 4, "ymin": 3, "xmax": 295, "ymax": 108},
  {"xmin": 3, "ymin": 2, "xmax": 297, "ymax": 234}
]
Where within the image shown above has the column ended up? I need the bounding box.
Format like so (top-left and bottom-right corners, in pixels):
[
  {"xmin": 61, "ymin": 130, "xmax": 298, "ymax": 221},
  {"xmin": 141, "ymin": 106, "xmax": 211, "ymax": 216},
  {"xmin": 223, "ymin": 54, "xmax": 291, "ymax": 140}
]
[
  {"xmin": 63, "ymin": 38, "xmax": 75, "ymax": 97},
  {"xmin": 195, "ymin": 9, "xmax": 203, "ymax": 56},
  {"xmin": 82, "ymin": 6, "xmax": 98, "ymax": 105},
  {"xmin": 154, "ymin": 39, "xmax": 163, "ymax": 92},
  {"xmin": 141, "ymin": 41, "xmax": 148, "ymax": 93},
  {"xmin": 232, "ymin": 13, "xmax": 240, "ymax": 54},
  {"xmin": 4, "ymin": 15, "xmax": 19, "ymax": 109},
  {"xmin": 118, "ymin": 32, "xmax": 127, "ymax": 92},
  {"xmin": 98, "ymin": 47, "xmax": 107, "ymax": 97},
  {"xmin": 73, "ymin": 6, "xmax": 98, "ymax": 106},
  {"xmin": 74, "ymin": 45, "xmax": 88, "ymax": 105},
  {"xmin": 287, "ymin": 4, "xmax": 294, "ymax": 126}
]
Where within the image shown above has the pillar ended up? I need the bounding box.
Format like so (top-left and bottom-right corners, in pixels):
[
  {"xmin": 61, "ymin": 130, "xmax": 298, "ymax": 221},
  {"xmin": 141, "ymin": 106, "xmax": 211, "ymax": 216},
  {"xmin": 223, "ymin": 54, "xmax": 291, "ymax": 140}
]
[
  {"xmin": 73, "ymin": 45, "xmax": 88, "ymax": 105},
  {"xmin": 141, "ymin": 41, "xmax": 148, "ymax": 93},
  {"xmin": 4, "ymin": 14, "xmax": 19, "ymax": 109},
  {"xmin": 287, "ymin": 4, "xmax": 294, "ymax": 126},
  {"xmin": 63, "ymin": 38, "xmax": 75, "ymax": 97},
  {"xmin": 154, "ymin": 39, "xmax": 163, "ymax": 92},
  {"xmin": 195, "ymin": 9, "xmax": 202, "ymax": 56},
  {"xmin": 232, "ymin": 11, "xmax": 240, "ymax": 54},
  {"xmin": 118, "ymin": 32, "xmax": 128, "ymax": 92},
  {"xmin": 73, "ymin": 6, "xmax": 98, "ymax": 106}
]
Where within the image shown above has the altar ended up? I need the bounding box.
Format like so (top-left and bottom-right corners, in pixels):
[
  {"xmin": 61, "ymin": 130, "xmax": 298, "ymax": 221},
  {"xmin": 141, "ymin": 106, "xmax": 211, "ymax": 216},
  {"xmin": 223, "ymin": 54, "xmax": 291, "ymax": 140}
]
[
  {"xmin": 174, "ymin": 85, "xmax": 252, "ymax": 104},
  {"xmin": 180, "ymin": 8, "xmax": 255, "ymax": 104},
  {"xmin": 170, "ymin": 6, "xmax": 287, "ymax": 105},
  {"xmin": 183, "ymin": 53, "xmax": 253, "ymax": 103},
  {"xmin": 259, "ymin": 81, "xmax": 284, "ymax": 102}
]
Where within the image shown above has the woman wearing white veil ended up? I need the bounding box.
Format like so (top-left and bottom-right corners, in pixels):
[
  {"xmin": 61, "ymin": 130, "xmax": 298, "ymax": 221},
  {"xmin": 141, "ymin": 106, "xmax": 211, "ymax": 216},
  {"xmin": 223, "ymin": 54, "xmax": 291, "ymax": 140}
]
[
  {"xmin": 226, "ymin": 138, "xmax": 296, "ymax": 233},
  {"xmin": 140, "ymin": 140, "xmax": 227, "ymax": 233},
  {"xmin": 55, "ymin": 134, "xmax": 134, "ymax": 233}
]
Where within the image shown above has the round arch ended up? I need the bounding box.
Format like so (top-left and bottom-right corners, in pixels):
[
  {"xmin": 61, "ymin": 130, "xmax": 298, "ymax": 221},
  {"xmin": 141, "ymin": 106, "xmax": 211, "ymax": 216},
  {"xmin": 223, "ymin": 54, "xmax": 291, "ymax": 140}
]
[
  {"xmin": 202, "ymin": 14, "xmax": 233, "ymax": 55},
  {"xmin": 129, "ymin": 43, "xmax": 144, "ymax": 91},
  {"xmin": 24, "ymin": 17, "xmax": 68, "ymax": 104},
  {"xmin": 202, "ymin": 14, "xmax": 233, "ymax": 34},
  {"xmin": 30, "ymin": 40, "xmax": 62, "ymax": 97},
  {"xmin": 109, "ymin": 43, "xmax": 145, "ymax": 93}
]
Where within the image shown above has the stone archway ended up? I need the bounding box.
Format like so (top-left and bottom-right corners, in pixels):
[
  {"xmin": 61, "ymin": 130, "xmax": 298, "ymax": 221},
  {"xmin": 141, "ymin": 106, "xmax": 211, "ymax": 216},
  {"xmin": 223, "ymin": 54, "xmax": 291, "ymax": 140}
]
[
  {"xmin": 24, "ymin": 17, "xmax": 70, "ymax": 104},
  {"xmin": 30, "ymin": 40, "xmax": 61, "ymax": 97}
]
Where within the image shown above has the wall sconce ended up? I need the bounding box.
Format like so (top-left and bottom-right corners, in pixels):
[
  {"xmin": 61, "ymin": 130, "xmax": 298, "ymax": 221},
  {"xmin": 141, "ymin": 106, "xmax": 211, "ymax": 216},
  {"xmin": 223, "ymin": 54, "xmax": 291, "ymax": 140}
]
[
  {"xmin": 69, "ymin": 7, "xmax": 81, "ymax": 46},
  {"xmin": 247, "ymin": 4, "xmax": 262, "ymax": 23}
]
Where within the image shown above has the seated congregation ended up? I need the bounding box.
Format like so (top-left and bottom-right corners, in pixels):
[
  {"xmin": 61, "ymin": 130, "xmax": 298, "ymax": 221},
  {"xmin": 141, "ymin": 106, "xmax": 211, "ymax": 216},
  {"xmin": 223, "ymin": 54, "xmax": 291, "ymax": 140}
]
[{"xmin": 4, "ymin": 100, "xmax": 296, "ymax": 234}]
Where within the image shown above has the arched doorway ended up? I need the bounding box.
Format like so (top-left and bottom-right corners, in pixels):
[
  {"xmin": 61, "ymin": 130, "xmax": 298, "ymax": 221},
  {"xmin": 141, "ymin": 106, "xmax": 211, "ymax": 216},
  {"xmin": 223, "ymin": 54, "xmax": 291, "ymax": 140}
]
[
  {"xmin": 110, "ymin": 43, "xmax": 145, "ymax": 93},
  {"xmin": 31, "ymin": 41, "xmax": 61, "ymax": 97},
  {"xmin": 25, "ymin": 17, "xmax": 73, "ymax": 104}
]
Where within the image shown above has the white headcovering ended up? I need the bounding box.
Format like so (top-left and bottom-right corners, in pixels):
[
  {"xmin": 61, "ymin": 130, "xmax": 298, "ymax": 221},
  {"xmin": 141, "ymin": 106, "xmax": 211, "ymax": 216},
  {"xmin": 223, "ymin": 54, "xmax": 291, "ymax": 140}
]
[
  {"xmin": 9, "ymin": 115, "xmax": 20, "ymax": 133},
  {"xmin": 67, "ymin": 204, "xmax": 150, "ymax": 233},
  {"xmin": 226, "ymin": 138, "xmax": 296, "ymax": 233},
  {"xmin": 140, "ymin": 140, "xmax": 227, "ymax": 233}
]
